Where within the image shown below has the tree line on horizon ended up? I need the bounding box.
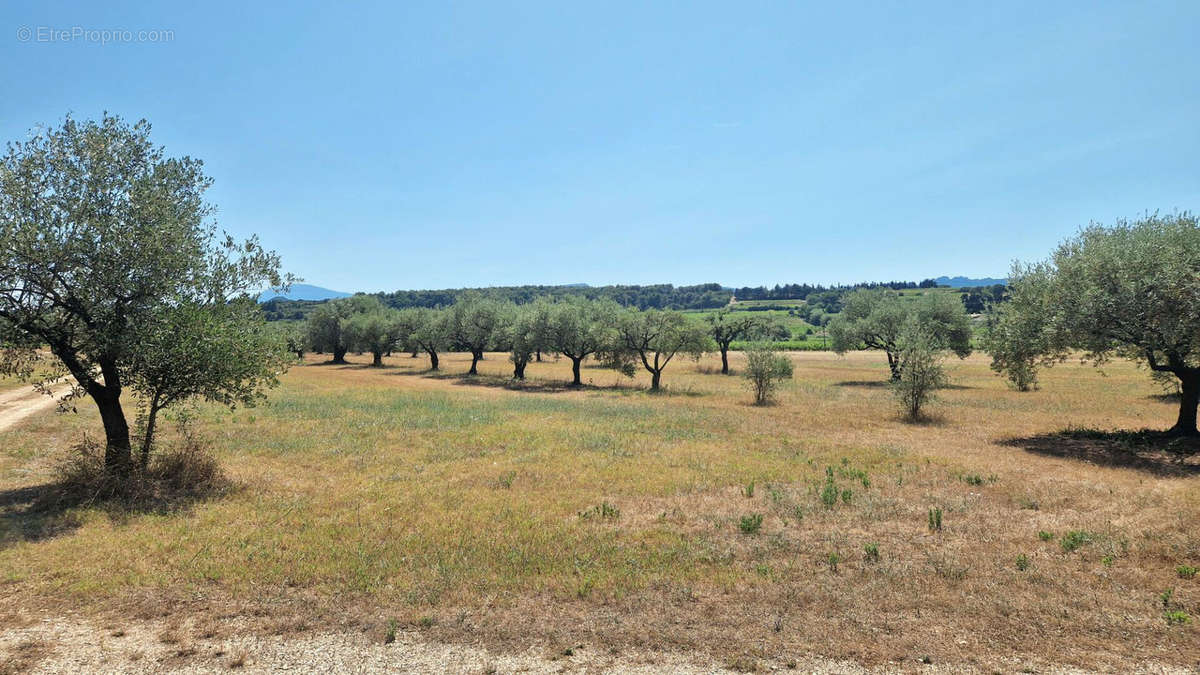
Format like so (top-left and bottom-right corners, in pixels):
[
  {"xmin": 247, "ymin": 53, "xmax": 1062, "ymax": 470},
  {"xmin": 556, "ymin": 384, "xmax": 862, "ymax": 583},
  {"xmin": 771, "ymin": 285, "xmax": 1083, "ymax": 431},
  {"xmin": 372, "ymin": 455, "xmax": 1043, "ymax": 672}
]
[{"xmin": 260, "ymin": 279, "xmax": 1010, "ymax": 322}]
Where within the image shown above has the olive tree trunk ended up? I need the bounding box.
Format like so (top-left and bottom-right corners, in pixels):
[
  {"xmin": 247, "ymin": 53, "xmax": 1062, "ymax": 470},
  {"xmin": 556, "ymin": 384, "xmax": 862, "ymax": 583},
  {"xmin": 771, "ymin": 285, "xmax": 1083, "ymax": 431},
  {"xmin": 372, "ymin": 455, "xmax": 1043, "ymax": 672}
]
[
  {"xmin": 93, "ymin": 387, "xmax": 132, "ymax": 475},
  {"xmin": 1172, "ymin": 373, "xmax": 1199, "ymax": 436},
  {"xmin": 886, "ymin": 350, "xmax": 900, "ymax": 381}
]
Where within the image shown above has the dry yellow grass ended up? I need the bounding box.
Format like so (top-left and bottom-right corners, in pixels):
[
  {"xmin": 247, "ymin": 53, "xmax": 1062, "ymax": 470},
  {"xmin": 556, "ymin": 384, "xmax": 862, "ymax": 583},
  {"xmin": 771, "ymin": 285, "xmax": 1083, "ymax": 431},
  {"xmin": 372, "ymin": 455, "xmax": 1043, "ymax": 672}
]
[{"xmin": 0, "ymin": 349, "xmax": 1197, "ymax": 671}]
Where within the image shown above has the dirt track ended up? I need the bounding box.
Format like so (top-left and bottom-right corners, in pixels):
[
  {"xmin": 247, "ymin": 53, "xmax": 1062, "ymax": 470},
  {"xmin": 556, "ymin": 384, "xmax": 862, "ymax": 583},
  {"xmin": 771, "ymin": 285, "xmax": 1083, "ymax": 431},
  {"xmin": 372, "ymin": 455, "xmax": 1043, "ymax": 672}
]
[{"xmin": 0, "ymin": 385, "xmax": 64, "ymax": 434}]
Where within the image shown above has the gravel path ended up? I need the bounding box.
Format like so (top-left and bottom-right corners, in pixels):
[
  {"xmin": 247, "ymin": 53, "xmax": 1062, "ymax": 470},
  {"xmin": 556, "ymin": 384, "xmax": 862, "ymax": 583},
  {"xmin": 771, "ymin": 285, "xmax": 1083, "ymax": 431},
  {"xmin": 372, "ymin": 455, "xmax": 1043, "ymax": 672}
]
[
  {"xmin": 0, "ymin": 614, "xmax": 862, "ymax": 674},
  {"xmin": 4, "ymin": 615, "xmax": 1183, "ymax": 674}
]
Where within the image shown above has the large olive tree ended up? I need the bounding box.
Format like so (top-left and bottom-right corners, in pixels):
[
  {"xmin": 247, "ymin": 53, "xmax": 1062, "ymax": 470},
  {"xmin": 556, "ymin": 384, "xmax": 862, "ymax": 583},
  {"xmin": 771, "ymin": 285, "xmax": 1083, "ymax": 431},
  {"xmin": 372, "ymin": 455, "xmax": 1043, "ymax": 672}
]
[
  {"xmin": 610, "ymin": 310, "xmax": 712, "ymax": 391},
  {"xmin": 398, "ymin": 307, "xmax": 451, "ymax": 370},
  {"xmin": 506, "ymin": 300, "xmax": 550, "ymax": 380},
  {"xmin": 828, "ymin": 289, "xmax": 972, "ymax": 380},
  {"xmin": 450, "ymin": 293, "xmax": 510, "ymax": 375},
  {"xmin": 306, "ymin": 295, "xmax": 381, "ymax": 364},
  {"xmin": 0, "ymin": 114, "xmax": 291, "ymax": 477},
  {"xmin": 545, "ymin": 297, "xmax": 621, "ymax": 386},
  {"xmin": 345, "ymin": 307, "xmax": 402, "ymax": 367},
  {"xmin": 1000, "ymin": 213, "xmax": 1200, "ymax": 436}
]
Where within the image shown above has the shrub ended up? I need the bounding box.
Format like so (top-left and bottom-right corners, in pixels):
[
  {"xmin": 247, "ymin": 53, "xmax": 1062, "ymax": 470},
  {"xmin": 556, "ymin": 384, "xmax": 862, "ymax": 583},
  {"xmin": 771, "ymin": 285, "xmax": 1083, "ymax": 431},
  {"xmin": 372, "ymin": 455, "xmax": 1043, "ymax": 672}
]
[
  {"xmin": 891, "ymin": 319, "xmax": 949, "ymax": 421},
  {"xmin": 578, "ymin": 502, "xmax": 620, "ymax": 520},
  {"xmin": 1038, "ymin": 530, "xmax": 1054, "ymax": 541},
  {"xmin": 1016, "ymin": 554, "xmax": 1030, "ymax": 571},
  {"xmin": 742, "ymin": 344, "xmax": 793, "ymax": 405},
  {"xmin": 739, "ymin": 513, "xmax": 764, "ymax": 534},
  {"xmin": 742, "ymin": 481, "xmax": 755, "ymax": 498},
  {"xmin": 1165, "ymin": 611, "xmax": 1190, "ymax": 626},
  {"xmin": 826, "ymin": 551, "xmax": 841, "ymax": 573},
  {"xmin": 1160, "ymin": 588, "xmax": 1174, "ymax": 607},
  {"xmin": 1177, "ymin": 565, "xmax": 1198, "ymax": 579},
  {"xmin": 928, "ymin": 507, "xmax": 943, "ymax": 532},
  {"xmin": 49, "ymin": 429, "xmax": 230, "ymax": 510},
  {"xmin": 1060, "ymin": 530, "xmax": 1093, "ymax": 553},
  {"xmin": 863, "ymin": 542, "xmax": 880, "ymax": 563},
  {"xmin": 819, "ymin": 468, "xmax": 838, "ymax": 508}
]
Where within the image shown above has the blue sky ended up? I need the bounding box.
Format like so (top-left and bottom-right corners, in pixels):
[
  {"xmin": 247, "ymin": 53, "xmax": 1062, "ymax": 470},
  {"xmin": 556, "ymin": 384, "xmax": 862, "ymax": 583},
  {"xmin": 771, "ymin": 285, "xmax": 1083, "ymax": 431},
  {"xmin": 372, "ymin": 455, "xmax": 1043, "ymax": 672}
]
[{"xmin": 3, "ymin": 2, "xmax": 1198, "ymax": 292}]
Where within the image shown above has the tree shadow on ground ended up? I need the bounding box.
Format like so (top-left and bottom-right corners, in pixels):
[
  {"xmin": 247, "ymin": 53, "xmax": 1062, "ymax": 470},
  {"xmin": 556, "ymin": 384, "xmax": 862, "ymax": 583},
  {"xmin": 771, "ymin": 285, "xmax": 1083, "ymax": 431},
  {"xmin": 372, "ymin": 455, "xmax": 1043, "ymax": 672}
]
[
  {"xmin": 999, "ymin": 428, "xmax": 1200, "ymax": 477},
  {"xmin": 0, "ymin": 483, "xmax": 86, "ymax": 546},
  {"xmin": 0, "ymin": 444, "xmax": 237, "ymax": 550},
  {"xmin": 836, "ymin": 380, "xmax": 971, "ymax": 390},
  {"xmin": 386, "ymin": 369, "xmax": 705, "ymax": 397},
  {"xmin": 897, "ymin": 414, "xmax": 948, "ymax": 428},
  {"xmin": 304, "ymin": 359, "xmax": 360, "ymax": 368}
]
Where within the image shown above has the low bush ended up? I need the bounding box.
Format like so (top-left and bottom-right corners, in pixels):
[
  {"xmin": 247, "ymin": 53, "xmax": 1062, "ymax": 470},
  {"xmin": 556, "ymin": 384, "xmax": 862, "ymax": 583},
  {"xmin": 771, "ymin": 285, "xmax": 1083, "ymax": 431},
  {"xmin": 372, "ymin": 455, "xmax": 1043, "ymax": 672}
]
[{"xmin": 47, "ymin": 430, "xmax": 230, "ymax": 511}]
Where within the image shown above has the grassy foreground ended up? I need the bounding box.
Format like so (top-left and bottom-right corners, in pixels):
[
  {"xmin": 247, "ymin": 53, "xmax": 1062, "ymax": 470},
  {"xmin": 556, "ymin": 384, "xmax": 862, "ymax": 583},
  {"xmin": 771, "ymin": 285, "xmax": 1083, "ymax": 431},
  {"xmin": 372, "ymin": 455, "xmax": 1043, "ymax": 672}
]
[{"xmin": 1, "ymin": 350, "xmax": 1198, "ymax": 670}]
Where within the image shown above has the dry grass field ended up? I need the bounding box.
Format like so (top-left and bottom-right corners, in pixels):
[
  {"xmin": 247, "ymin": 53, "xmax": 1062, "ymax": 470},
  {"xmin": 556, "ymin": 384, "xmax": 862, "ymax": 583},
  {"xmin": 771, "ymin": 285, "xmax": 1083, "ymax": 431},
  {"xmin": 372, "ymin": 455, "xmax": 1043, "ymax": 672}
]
[{"xmin": 1, "ymin": 350, "xmax": 1198, "ymax": 672}]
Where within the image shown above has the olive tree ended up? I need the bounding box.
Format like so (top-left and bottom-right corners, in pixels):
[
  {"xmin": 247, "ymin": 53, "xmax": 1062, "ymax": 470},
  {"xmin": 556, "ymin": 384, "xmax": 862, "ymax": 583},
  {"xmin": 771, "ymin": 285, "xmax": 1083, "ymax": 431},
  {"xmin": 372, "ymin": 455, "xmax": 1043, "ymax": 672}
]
[
  {"xmin": 450, "ymin": 294, "xmax": 510, "ymax": 375},
  {"xmin": 742, "ymin": 344, "xmax": 793, "ymax": 405},
  {"xmin": 345, "ymin": 308, "xmax": 402, "ymax": 367},
  {"xmin": 705, "ymin": 309, "xmax": 775, "ymax": 374},
  {"xmin": 829, "ymin": 289, "xmax": 972, "ymax": 380},
  {"xmin": 890, "ymin": 318, "xmax": 949, "ymax": 421},
  {"xmin": 398, "ymin": 307, "xmax": 451, "ymax": 370},
  {"xmin": 278, "ymin": 322, "xmax": 308, "ymax": 361},
  {"xmin": 1004, "ymin": 213, "xmax": 1200, "ymax": 436},
  {"xmin": 306, "ymin": 295, "xmax": 380, "ymax": 364},
  {"xmin": 507, "ymin": 301, "xmax": 550, "ymax": 379},
  {"xmin": 610, "ymin": 310, "xmax": 712, "ymax": 391},
  {"xmin": 128, "ymin": 300, "xmax": 291, "ymax": 467},
  {"xmin": 545, "ymin": 297, "xmax": 621, "ymax": 386},
  {"xmin": 981, "ymin": 264, "xmax": 1049, "ymax": 391},
  {"xmin": 0, "ymin": 114, "xmax": 291, "ymax": 477}
]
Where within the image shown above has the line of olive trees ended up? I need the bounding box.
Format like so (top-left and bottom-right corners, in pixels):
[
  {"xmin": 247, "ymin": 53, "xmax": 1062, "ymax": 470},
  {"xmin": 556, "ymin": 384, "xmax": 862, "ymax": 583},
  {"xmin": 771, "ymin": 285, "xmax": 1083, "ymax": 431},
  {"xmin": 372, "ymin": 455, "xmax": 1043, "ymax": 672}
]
[
  {"xmin": 293, "ymin": 286, "xmax": 979, "ymax": 409},
  {"xmin": 296, "ymin": 292, "xmax": 802, "ymax": 392}
]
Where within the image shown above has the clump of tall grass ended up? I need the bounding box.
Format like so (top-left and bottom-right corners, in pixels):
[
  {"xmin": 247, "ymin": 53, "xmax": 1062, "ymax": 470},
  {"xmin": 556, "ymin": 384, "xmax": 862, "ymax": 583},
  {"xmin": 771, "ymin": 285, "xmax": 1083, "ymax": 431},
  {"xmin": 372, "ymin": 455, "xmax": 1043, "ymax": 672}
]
[{"xmin": 47, "ymin": 429, "xmax": 231, "ymax": 511}]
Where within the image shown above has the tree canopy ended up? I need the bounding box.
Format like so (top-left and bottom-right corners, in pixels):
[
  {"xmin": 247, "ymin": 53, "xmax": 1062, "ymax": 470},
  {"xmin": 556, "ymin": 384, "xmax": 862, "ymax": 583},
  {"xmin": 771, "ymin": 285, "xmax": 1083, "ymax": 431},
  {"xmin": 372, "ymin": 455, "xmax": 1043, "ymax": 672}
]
[
  {"xmin": 609, "ymin": 310, "xmax": 712, "ymax": 391},
  {"xmin": 998, "ymin": 213, "xmax": 1200, "ymax": 435},
  {"xmin": 449, "ymin": 293, "xmax": 510, "ymax": 375},
  {"xmin": 345, "ymin": 308, "xmax": 402, "ymax": 367},
  {"xmin": 544, "ymin": 297, "xmax": 622, "ymax": 386},
  {"xmin": 828, "ymin": 289, "xmax": 972, "ymax": 380},
  {"xmin": 0, "ymin": 114, "xmax": 291, "ymax": 476},
  {"xmin": 705, "ymin": 309, "xmax": 777, "ymax": 374}
]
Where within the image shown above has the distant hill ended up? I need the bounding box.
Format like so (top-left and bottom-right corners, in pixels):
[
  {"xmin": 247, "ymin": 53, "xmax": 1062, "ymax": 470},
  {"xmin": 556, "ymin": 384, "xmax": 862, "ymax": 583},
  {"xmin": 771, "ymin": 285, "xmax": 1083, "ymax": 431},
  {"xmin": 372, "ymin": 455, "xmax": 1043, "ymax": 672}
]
[
  {"xmin": 258, "ymin": 284, "xmax": 351, "ymax": 302},
  {"xmin": 935, "ymin": 275, "xmax": 1006, "ymax": 288}
]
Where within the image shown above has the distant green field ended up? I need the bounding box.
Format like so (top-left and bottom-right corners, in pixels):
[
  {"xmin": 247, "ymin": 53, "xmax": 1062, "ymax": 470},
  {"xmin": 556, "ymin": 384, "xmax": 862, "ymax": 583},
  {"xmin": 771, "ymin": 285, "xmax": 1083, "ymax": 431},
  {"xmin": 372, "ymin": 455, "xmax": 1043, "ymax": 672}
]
[
  {"xmin": 685, "ymin": 305, "xmax": 828, "ymax": 349},
  {"xmin": 891, "ymin": 287, "xmax": 964, "ymax": 302},
  {"xmin": 725, "ymin": 299, "xmax": 807, "ymax": 309}
]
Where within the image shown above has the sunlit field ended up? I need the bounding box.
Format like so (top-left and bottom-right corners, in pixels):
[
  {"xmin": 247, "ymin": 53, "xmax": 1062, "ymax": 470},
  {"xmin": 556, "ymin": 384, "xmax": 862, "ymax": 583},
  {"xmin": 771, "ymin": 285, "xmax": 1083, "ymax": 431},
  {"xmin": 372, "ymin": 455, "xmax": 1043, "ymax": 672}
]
[{"xmin": 2, "ymin": 350, "xmax": 1197, "ymax": 671}]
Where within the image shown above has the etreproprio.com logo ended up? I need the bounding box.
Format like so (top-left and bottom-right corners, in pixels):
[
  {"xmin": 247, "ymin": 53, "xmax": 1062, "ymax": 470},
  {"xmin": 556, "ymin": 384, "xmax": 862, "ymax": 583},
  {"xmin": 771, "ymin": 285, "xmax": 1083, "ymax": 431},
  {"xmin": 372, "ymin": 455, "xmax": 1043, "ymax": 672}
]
[{"xmin": 16, "ymin": 25, "xmax": 174, "ymax": 44}]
